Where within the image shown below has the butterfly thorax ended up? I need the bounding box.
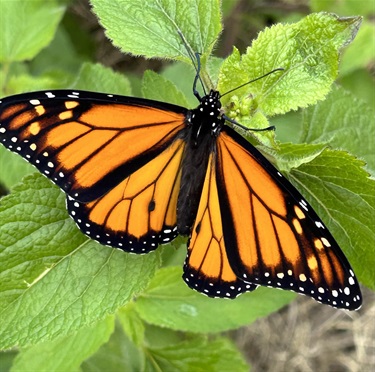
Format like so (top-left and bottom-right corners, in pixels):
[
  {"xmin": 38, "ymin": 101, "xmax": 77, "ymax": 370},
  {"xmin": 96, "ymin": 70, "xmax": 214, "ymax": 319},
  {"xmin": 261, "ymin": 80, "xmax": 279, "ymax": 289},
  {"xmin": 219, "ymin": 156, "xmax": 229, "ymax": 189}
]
[
  {"xmin": 177, "ymin": 90, "xmax": 225, "ymax": 235},
  {"xmin": 187, "ymin": 90, "xmax": 224, "ymax": 147}
]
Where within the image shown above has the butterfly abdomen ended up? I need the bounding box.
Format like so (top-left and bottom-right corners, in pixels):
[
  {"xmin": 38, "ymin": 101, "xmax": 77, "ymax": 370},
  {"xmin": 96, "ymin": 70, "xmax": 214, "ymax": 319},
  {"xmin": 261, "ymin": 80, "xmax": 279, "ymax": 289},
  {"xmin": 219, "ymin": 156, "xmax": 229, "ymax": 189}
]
[{"xmin": 177, "ymin": 132, "xmax": 215, "ymax": 235}]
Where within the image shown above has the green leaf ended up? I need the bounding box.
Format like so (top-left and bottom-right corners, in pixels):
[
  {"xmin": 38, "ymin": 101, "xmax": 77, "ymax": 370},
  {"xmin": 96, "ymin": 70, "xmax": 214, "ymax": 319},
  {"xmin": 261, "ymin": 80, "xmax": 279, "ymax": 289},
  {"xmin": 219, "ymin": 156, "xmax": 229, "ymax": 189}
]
[
  {"xmin": 0, "ymin": 174, "xmax": 86, "ymax": 314},
  {"xmin": 287, "ymin": 148, "xmax": 375, "ymax": 288},
  {"xmin": 339, "ymin": 68, "xmax": 375, "ymax": 106},
  {"xmin": 0, "ymin": 175, "xmax": 161, "ymax": 349},
  {"xmin": 83, "ymin": 322, "xmax": 249, "ymax": 372},
  {"xmin": 30, "ymin": 24, "xmax": 93, "ymax": 76},
  {"xmin": 117, "ymin": 302, "xmax": 145, "ymax": 347},
  {"xmin": 218, "ymin": 13, "xmax": 362, "ymax": 118},
  {"xmin": 144, "ymin": 324, "xmax": 183, "ymax": 348},
  {"xmin": 269, "ymin": 143, "xmax": 327, "ymax": 172},
  {"xmin": 0, "ymin": 0, "xmax": 65, "ymax": 62},
  {"xmin": 142, "ymin": 70, "xmax": 189, "ymax": 106},
  {"xmin": 0, "ymin": 147, "xmax": 35, "ymax": 190},
  {"xmin": 161, "ymin": 62, "xmax": 198, "ymax": 107},
  {"xmin": 300, "ymin": 85, "xmax": 375, "ymax": 174},
  {"xmin": 71, "ymin": 63, "xmax": 132, "ymax": 95},
  {"xmin": 135, "ymin": 267, "xmax": 295, "ymax": 333},
  {"xmin": 270, "ymin": 110, "xmax": 304, "ymax": 144},
  {"xmin": 145, "ymin": 334, "xmax": 249, "ymax": 372},
  {"xmin": 12, "ymin": 316, "xmax": 115, "ymax": 372},
  {"xmin": 90, "ymin": 0, "xmax": 222, "ymax": 62},
  {"xmin": 5, "ymin": 72, "xmax": 69, "ymax": 95},
  {"xmin": 339, "ymin": 21, "xmax": 375, "ymax": 75},
  {"xmin": 0, "ymin": 350, "xmax": 17, "ymax": 371},
  {"xmin": 81, "ymin": 322, "xmax": 144, "ymax": 372}
]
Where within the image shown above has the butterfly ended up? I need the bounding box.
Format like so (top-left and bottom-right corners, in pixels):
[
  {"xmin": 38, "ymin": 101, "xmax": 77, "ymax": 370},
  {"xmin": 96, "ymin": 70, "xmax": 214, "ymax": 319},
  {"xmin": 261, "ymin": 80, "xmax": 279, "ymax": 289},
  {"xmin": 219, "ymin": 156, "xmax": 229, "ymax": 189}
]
[{"xmin": 0, "ymin": 67, "xmax": 362, "ymax": 310}]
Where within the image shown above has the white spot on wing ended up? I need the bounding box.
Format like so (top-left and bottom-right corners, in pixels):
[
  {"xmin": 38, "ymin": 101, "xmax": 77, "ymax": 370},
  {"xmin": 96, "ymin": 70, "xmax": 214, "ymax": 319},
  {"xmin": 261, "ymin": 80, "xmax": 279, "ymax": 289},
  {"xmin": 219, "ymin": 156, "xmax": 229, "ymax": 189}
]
[
  {"xmin": 299, "ymin": 201, "xmax": 308, "ymax": 211},
  {"xmin": 315, "ymin": 221, "xmax": 324, "ymax": 229},
  {"xmin": 321, "ymin": 237, "xmax": 331, "ymax": 247}
]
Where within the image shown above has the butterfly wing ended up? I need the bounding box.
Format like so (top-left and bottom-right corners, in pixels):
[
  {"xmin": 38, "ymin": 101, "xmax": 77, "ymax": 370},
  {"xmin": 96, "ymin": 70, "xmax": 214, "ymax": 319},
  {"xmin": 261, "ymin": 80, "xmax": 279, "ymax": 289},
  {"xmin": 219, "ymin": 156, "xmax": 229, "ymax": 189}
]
[
  {"xmin": 0, "ymin": 90, "xmax": 189, "ymax": 252},
  {"xmin": 0, "ymin": 90, "xmax": 187, "ymax": 202},
  {"xmin": 183, "ymin": 153, "xmax": 258, "ymax": 298},
  {"xmin": 67, "ymin": 138, "xmax": 185, "ymax": 252},
  {"xmin": 214, "ymin": 126, "xmax": 362, "ymax": 310}
]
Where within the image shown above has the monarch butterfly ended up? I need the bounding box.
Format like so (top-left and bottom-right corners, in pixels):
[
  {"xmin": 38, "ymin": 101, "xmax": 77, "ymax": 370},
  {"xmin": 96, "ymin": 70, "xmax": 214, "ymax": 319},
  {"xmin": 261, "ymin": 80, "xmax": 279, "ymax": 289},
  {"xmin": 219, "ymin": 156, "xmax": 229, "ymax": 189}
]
[{"xmin": 0, "ymin": 64, "xmax": 362, "ymax": 311}]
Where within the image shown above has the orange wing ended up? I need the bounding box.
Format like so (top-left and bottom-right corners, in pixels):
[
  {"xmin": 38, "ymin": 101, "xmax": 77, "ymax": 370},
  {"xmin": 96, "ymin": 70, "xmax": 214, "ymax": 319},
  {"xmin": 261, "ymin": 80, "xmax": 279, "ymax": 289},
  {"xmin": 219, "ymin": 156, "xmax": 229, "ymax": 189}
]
[
  {"xmin": 213, "ymin": 126, "xmax": 361, "ymax": 310},
  {"xmin": 0, "ymin": 90, "xmax": 188, "ymax": 253},
  {"xmin": 67, "ymin": 138, "xmax": 185, "ymax": 252},
  {"xmin": 183, "ymin": 153, "xmax": 257, "ymax": 297},
  {"xmin": 0, "ymin": 91, "xmax": 187, "ymax": 202}
]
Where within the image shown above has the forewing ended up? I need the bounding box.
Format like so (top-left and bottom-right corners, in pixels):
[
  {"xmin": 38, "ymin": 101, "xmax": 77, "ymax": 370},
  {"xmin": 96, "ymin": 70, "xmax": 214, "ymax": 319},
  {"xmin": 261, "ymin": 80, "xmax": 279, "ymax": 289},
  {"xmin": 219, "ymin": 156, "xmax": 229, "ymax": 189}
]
[
  {"xmin": 216, "ymin": 126, "xmax": 362, "ymax": 310},
  {"xmin": 0, "ymin": 90, "xmax": 187, "ymax": 202}
]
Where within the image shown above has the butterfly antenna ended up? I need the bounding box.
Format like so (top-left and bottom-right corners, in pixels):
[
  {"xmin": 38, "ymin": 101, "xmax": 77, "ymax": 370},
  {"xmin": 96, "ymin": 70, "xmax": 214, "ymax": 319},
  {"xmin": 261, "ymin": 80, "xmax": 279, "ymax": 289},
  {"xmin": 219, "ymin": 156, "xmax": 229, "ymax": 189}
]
[
  {"xmin": 220, "ymin": 68, "xmax": 284, "ymax": 98},
  {"xmin": 192, "ymin": 53, "xmax": 207, "ymax": 99},
  {"xmin": 177, "ymin": 30, "xmax": 206, "ymax": 99}
]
